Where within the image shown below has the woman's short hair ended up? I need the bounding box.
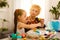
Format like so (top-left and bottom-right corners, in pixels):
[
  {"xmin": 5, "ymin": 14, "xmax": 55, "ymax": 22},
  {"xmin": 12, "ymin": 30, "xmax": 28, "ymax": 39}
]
[{"xmin": 31, "ymin": 4, "xmax": 41, "ymax": 11}]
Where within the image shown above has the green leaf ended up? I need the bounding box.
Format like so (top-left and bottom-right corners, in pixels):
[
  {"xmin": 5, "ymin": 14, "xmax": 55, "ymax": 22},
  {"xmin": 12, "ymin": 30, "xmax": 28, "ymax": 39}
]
[
  {"xmin": 2, "ymin": 28, "xmax": 8, "ymax": 31},
  {"xmin": 57, "ymin": 1, "xmax": 60, "ymax": 9},
  {"xmin": 0, "ymin": 0, "xmax": 9, "ymax": 8}
]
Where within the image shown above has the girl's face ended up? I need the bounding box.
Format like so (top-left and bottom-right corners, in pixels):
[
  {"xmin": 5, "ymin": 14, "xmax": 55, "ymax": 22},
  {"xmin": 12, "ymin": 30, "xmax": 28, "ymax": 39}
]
[
  {"xmin": 18, "ymin": 11, "xmax": 26, "ymax": 23},
  {"xmin": 30, "ymin": 7, "xmax": 40, "ymax": 17}
]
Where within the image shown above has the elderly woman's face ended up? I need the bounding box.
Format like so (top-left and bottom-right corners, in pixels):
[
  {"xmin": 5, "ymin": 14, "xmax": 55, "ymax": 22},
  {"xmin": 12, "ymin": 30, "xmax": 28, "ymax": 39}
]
[{"xmin": 30, "ymin": 7, "xmax": 40, "ymax": 17}]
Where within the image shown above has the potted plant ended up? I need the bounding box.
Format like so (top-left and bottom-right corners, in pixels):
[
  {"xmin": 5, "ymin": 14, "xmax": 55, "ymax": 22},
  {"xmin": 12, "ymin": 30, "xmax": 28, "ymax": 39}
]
[
  {"xmin": 0, "ymin": 0, "xmax": 9, "ymax": 8},
  {"xmin": 49, "ymin": 1, "xmax": 60, "ymax": 32},
  {"xmin": 49, "ymin": 1, "xmax": 60, "ymax": 20}
]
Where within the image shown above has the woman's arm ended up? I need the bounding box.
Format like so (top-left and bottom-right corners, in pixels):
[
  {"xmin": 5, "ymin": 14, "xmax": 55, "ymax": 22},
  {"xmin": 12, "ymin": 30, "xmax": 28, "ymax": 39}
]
[{"xmin": 17, "ymin": 22, "xmax": 29, "ymax": 29}]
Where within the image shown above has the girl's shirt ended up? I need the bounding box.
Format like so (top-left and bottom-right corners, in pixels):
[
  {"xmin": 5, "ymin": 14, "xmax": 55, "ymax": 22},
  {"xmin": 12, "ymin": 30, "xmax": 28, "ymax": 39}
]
[{"xmin": 17, "ymin": 22, "xmax": 25, "ymax": 34}]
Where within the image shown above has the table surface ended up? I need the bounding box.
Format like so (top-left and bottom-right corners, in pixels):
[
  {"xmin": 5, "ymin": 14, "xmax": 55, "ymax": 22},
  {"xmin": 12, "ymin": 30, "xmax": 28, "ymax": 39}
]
[
  {"xmin": 54, "ymin": 32, "xmax": 60, "ymax": 38},
  {"xmin": 0, "ymin": 32, "xmax": 60, "ymax": 40},
  {"xmin": 17, "ymin": 32, "xmax": 60, "ymax": 40},
  {"xmin": 0, "ymin": 31, "xmax": 13, "ymax": 39}
]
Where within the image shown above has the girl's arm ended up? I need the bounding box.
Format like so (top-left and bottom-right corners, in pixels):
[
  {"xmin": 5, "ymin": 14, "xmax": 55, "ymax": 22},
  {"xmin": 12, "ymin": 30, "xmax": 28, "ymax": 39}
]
[{"xmin": 17, "ymin": 22, "xmax": 42, "ymax": 29}]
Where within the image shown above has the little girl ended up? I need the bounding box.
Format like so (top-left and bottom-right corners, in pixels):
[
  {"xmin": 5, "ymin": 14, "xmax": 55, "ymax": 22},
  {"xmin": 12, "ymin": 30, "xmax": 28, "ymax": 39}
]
[{"xmin": 14, "ymin": 9, "xmax": 27, "ymax": 34}]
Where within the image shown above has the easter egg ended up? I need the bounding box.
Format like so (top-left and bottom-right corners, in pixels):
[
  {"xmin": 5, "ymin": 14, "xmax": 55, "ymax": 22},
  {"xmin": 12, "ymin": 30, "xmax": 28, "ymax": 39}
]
[
  {"xmin": 21, "ymin": 33, "xmax": 26, "ymax": 38},
  {"xmin": 10, "ymin": 33, "xmax": 17, "ymax": 39},
  {"xmin": 17, "ymin": 36, "xmax": 22, "ymax": 39},
  {"xmin": 32, "ymin": 39, "xmax": 36, "ymax": 40},
  {"xmin": 33, "ymin": 28, "xmax": 37, "ymax": 32},
  {"xmin": 23, "ymin": 38, "xmax": 27, "ymax": 40}
]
